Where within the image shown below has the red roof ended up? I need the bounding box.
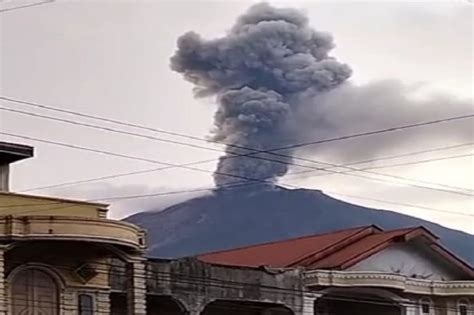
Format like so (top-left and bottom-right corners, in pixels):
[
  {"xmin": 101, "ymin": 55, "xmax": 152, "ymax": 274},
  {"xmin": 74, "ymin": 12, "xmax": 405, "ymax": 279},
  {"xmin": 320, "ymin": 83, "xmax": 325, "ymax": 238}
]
[
  {"xmin": 198, "ymin": 225, "xmax": 377, "ymax": 268},
  {"xmin": 197, "ymin": 225, "xmax": 474, "ymax": 277},
  {"xmin": 309, "ymin": 228, "xmax": 423, "ymax": 269}
]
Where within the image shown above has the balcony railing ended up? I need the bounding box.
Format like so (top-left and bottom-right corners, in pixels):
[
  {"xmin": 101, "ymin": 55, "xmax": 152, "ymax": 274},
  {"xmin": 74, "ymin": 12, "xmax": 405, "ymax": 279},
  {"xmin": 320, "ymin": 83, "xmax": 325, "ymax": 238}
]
[{"xmin": 0, "ymin": 215, "xmax": 146, "ymax": 250}]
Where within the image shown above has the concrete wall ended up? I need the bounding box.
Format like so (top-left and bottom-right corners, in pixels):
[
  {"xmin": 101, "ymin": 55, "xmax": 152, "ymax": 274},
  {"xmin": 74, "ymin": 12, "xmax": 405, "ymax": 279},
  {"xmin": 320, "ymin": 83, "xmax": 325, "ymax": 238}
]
[{"xmin": 146, "ymin": 258, "xmax": 305, "ymax": 314}]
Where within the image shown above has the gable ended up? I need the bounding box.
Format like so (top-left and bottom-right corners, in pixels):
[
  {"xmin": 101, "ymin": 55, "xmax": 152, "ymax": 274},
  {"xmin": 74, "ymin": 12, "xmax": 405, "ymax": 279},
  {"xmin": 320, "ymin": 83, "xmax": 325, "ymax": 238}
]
[{"xmin": 348, "ymin": 242, "xmax": 462, "ymax": 280}]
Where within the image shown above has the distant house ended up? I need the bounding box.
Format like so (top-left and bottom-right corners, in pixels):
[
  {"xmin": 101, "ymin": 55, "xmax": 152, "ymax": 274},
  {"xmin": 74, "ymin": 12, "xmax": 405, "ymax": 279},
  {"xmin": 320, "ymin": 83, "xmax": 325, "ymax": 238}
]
[
  {"xmin": 0, "ymin": 141, "xmax": 473, "ymax": 315},
  {"xmin": 199, "ymin": 225, "xmax": 474, "ymax": 315}
]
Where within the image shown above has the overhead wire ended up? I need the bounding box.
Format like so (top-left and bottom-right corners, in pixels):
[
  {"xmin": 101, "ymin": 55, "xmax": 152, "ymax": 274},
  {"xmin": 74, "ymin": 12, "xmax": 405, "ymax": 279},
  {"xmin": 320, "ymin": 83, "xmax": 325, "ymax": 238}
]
[
  {"xmin": 363, "ymin": 154, "xmax": 473, "ymax": 170},
  {"xmin": 2, "ymin": 95, "xmax": 473, "ymax": 156},
  {"xmin": 1, "ymin": 130, "xmax": 473, "ymax": 213},
  {"xmin": 1, "ymin": 258, "xmax": 468, "ymax": 313},
  {"xmin": 1, "ymin": 258, "xmax": 466, "ymax": 313},
  {"xmin": 19, "ymin": 141, "xmax": 474, "ymax": 193},
  {"xmin": 0, "ymin": 132, "xmax": 472, "ymax": 216},
  {"xmin": 0, "ymin": 0, "xmax": 54, "ymax": 13},
  {"xmin": 1, "ymin": 171, "xmax": 472, "ymax": 218},
  {"xmin": 1, "ymin": 105, "xmax": 473, "ymax": 197},
  {"xmin": 1, "ymin": 99, "xmax": 473, "ymax": 217}
]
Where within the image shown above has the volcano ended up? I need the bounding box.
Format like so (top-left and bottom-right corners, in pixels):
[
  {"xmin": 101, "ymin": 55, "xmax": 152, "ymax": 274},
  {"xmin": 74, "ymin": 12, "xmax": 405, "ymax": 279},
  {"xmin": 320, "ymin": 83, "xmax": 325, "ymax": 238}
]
[{"xmin": 124, "ymin": 185, "xmax": 474, "ymax": 264}]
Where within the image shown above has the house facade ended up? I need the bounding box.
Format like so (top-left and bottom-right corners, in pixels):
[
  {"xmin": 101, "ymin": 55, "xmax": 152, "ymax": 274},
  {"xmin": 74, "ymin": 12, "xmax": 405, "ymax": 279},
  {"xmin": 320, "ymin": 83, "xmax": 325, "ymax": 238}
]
[{"xmin": 0, "ymin": 141, "xmax": 473, "ymax": 315}]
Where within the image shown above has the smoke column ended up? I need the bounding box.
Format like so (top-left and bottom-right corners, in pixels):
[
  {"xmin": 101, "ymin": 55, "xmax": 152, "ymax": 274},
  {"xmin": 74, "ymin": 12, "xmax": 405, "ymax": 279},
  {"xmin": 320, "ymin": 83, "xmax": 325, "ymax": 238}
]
[{"xmin": 171, "ymin": 3, "xmax": 351, "ymax": 187}]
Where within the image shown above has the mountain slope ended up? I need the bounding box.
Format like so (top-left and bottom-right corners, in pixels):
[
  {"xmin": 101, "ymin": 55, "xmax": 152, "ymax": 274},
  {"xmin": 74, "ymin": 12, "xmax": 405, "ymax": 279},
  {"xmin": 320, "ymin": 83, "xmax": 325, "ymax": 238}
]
[{"xmin": 125, "ymin": 186, "xmax": 474, "ymax": 264}]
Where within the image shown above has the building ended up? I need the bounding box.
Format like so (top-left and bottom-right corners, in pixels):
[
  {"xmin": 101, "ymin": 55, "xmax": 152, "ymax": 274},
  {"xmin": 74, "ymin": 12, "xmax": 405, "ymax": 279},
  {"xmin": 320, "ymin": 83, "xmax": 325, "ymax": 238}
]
[
  {"xmin": 0, "ymin": 141, "xmax": 473, "ymax": 315},
  {"xmin": 198, "ymin": 225, "xmax": 474, "ymax": 315},
  {"xmin": 0, "ymin": 141, "xmax": 147, "ymax": 315}
]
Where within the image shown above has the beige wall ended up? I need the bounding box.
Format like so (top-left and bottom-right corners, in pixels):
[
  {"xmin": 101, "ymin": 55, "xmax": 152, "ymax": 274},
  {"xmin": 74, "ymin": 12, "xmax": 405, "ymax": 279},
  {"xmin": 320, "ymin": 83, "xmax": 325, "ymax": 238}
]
[
  {"xmin": 0, "ymin": 192, "xmax": 108, "ymax": 218},
  {"xmin": 4, "ymin": 242, "xmax": 114, "ymax": 288},
  {"xmin": 3, "ymin": 241, "xmax": 128, "ymax": 315}
]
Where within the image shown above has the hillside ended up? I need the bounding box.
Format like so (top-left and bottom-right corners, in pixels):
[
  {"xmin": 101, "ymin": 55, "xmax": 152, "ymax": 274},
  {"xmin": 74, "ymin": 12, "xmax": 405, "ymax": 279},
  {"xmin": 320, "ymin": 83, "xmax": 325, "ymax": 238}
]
[{"xmin": 125, "ymin": 185, "xmax": 474, "ymax": 264}]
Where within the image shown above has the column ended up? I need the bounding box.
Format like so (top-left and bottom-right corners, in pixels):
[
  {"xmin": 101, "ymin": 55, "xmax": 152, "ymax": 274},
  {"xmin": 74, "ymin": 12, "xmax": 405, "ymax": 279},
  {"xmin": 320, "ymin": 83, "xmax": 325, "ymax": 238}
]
[
  {"xmin": 402, "ymin": 302, "xmax": 417, "ymax": 315},
  {"xmin": 302, "ymin": 293, "xmax": 319, "ymax": 315},
  {"xmin": 0, "ymin": 246, "xmax": 6, "ymax": 315},
  {"xmin": 445, "ymin": 300, "xmax": 457, "ymax": 315},
  {"xmin": 61, "ymin": 289, "xmax": 76, "ymax": 315},
  {"xmin": 96, "ymin": 291, "xmax": 111, "ymax": 315},
  {"xmin": 128, "ymin": 258, "xmax": 147, "ymax": 315}
]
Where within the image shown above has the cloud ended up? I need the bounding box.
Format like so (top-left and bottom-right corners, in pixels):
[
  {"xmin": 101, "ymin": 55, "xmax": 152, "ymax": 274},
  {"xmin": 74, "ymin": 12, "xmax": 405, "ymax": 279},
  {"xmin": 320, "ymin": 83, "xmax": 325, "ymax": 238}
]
[{"xmin": 288, "ymin": 79, "xmax": 473, "ymax": 164}]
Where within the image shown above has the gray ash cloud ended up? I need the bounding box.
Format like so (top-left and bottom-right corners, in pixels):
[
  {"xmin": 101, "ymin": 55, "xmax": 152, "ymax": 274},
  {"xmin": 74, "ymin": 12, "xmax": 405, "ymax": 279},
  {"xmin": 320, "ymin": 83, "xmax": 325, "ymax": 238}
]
[{"xmin": 170, "ymin": 3, "xmax": 351, "ymax": 187}]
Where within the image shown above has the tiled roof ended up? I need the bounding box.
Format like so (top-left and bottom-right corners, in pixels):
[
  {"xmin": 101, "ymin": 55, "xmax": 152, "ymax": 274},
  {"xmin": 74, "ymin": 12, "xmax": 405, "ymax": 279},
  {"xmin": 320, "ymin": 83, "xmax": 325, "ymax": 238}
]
[{"xmin": 197, "ymin": 225, "xmax": 474, "ymax": 277}]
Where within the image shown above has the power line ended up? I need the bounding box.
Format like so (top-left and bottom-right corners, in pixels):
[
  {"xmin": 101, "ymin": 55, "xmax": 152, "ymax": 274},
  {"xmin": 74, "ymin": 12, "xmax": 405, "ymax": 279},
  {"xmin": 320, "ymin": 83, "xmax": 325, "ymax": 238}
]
[
  {"xmin": 1, "ymin": 102, "xmax": 472, "ymax": 217},
  {"xmin": 2, "ymin": 129, "xmax": 474, "ymax": 219},
  {"xmin": 2, "ymin": 95, "xmax": 473, "ymax": 155},
  {"xmin": 280, "ymin": 153, "xmax": 474, "ymax": 196},
  {"xmin": 0, "ymin": 131, "xmax": 472, "ymax": 216},
  {"xmin": 364, "ymin": 153, "xmax": 473, "ymax": 170},
  {"xmin": 0, "ymin": 0, "xmax": 54, "ymax": 13},
  {"xmin": 2, "ymin": 258, "xmax": 469, "ymax": 313},
  {"xmin": 334, "ymin": 142, "xmax": 474, "ymax": 167},
  {"xmin": 20, "ymin": 142, "xmax": 474, "ymax": 193},
  {"xmin": 81, "ymin": 184, "xmax": 474, "ymax": 217},
  {"xmin": 3, "ymin": 257, "xmax": 470, "ymax": 313},
  {"xmin": 3, "ymin": 176, "xmax": 473, "ymax": 218},
  {"xmin": 2, "ymin": 105, "xmax": 473, "ymax": 196},
  {"xmin": 0, "ymin": 106, "xmax": 227, "ymax": 155},
  {"xmin": 3, "ymin": 96, "xmax": 474, "ymax": 176},
  {"xmin": 284, "ymin": 152, "xmax": 474, "ymax": 192}
]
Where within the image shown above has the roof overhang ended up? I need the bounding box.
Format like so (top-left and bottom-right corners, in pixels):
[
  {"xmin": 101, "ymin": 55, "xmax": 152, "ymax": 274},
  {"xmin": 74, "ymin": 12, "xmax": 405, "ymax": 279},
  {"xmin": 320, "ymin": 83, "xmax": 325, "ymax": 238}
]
[{"xmin": 0, "ymin": 142, "xmax": 34, "ymax": 164}]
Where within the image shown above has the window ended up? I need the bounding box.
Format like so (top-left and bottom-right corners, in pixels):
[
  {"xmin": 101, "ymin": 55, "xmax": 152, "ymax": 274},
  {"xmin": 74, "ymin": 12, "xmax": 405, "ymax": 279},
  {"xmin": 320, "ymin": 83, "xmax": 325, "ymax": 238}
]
[
  {"xmin": 419, "ymin": 297, "xmax": 433, "ymax": 315},
  {"xmin": 421, "ymin": 303, "xmax": 430, "ymax": 314},
  {"xmin": 78, "ymin": 294, "xmax": 94, "ymax": 315},
  {"xmin": 458, "ymin": 299, "xmax": 470, "ymax": 315}
]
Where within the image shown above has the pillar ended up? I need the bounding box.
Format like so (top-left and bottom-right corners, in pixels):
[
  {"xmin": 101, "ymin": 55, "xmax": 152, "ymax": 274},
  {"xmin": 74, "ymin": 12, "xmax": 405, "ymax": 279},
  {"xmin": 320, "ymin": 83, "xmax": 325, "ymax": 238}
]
[
  {"xmin": 0, "ymin": 246, "xmax": 6, "ymax": 315},
  {"xmin": 128, "ymin": 258, "xmax": 147, "ymax": 315},
  {"xmin": 97, "ymin": 291, "xmax": 111, "ymax": 315},
  {"xmin": 445, "ymin": 300, "xmax": 457, "ymax": 315},
  {"xmin": 62, "ymin": 289, "xmax": 76, "ymax": 315},
  {"xmin": 302, "ymin": 293, "xmax": 319, "ymax": 315},
  {"xmin": 402, "ymin": 302, "xmax": 417, "ymax": 315}
]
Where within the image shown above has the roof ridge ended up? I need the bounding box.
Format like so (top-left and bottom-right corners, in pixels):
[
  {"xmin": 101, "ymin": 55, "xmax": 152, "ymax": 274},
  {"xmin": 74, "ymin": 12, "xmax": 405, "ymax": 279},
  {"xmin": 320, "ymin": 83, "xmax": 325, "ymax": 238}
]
[
  {"xmin": 197, "ymin": 225, "xmax": 380, "ymax": 258},
  {"xmin": 334, "ymin": 227, "xmax": 430, "ymax": 269},
  {"xmin": 286, "ymin": 226, "xmax": 377, "ymax": 267},
  {"xmin": 378, "ymin": 226, "xmax": 422, "ymax": 233}
]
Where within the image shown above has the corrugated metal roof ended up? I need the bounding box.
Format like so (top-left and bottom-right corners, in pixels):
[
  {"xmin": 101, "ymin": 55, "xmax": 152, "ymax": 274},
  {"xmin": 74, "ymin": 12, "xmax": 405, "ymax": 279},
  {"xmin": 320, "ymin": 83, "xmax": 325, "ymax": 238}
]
[
  {"xmin": 198, "ymin": 226, "xmax": 375, "ymax": 268},
  {"xmin": 197, "ymin": 225, "xmax": 474, "ymax": 277}
]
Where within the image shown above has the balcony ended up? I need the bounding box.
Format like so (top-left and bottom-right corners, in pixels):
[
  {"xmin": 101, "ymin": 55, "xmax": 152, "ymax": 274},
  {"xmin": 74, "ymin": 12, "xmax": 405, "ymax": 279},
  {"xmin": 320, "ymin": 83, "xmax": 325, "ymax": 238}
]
[
  {"xmin": 305, "ymin": 270, "xmax": 474, "ymax": 296},
  {"xmin": 0, "ymin": 215, "xmax": 146, "ymax": 250}
]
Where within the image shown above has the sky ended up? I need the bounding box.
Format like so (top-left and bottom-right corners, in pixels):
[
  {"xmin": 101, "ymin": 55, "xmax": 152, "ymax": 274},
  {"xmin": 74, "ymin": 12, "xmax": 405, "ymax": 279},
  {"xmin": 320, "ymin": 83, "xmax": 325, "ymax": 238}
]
[{"xmin": 0, "ymin": 0, "xmax": 473, "ymax": 233}]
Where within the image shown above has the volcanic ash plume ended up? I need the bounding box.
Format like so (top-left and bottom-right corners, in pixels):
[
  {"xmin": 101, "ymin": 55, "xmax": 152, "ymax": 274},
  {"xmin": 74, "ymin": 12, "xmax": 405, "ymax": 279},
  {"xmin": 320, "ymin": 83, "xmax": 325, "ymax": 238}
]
[{"xmin": 170, "ymin": 3, "xmax": 352, "ymax": 187}]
